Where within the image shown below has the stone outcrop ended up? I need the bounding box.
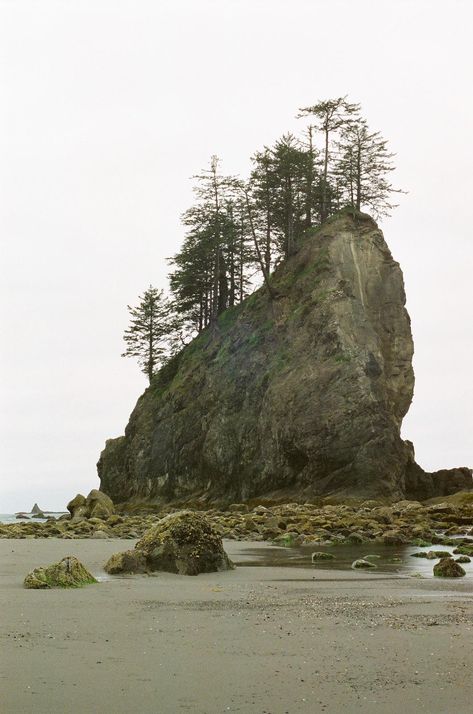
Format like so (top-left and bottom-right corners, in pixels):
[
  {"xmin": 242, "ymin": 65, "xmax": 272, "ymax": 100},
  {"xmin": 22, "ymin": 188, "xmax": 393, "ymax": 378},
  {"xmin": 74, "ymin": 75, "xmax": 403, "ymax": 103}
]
[
  {"xmin": 104, "ymin": 511, "xmax": 234, "ymax": 576},
  {"xmin": 98, "ymin": 211, "xmax": 471, "ymax": 504}
]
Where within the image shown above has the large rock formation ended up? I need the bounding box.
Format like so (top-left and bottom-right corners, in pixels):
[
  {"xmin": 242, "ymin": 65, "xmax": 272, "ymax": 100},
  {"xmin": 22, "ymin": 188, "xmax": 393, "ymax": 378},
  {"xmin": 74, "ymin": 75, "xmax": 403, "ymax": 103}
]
[{"xmin": 98, "ymin": 212, "xmax": 471, "ymax": 504}]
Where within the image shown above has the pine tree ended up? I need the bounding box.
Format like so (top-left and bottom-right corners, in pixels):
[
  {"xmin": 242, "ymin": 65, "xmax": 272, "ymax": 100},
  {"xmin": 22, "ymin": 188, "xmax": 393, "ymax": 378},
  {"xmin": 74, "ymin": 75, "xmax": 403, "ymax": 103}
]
[
  {"xmin": 249, "ymin": 149, "xmax": 280, "ymax": 273},
  {"xmin": 250, "ymin": 134, "xmax": 309, "ymax": 261},
  {"xmin": 298, "ymin": 97, "xmax": 360, "ymax": 221},
  {"xmin": 335, "ymin": 120, "xmax": 403, "ymax": 218},
  {"xmin": 122, "ymin": 286, "xmax": 171, "ymax": 383},
  {"xmin": 169, "ymin": 158, "xmax": 255, "ymax": 332},
  {"xmin": 191, "ymin": 155, "xmax": 240, "ymax": 321}
]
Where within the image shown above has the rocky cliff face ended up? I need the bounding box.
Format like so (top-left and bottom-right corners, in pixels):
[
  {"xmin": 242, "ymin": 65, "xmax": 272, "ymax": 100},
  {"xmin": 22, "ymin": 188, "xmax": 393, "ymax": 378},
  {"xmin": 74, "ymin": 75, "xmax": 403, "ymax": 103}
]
[{"xmin": 98, "ymin": 212, "xmax": 471, "ymax": 504}]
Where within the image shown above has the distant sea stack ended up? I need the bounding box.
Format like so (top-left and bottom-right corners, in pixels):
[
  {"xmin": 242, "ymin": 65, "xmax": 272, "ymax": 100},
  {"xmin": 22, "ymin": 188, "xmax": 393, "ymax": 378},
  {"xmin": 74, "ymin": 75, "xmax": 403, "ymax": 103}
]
[{"xmin": 98, "ymin": 212, "xmax": 472, "ymax": 504}]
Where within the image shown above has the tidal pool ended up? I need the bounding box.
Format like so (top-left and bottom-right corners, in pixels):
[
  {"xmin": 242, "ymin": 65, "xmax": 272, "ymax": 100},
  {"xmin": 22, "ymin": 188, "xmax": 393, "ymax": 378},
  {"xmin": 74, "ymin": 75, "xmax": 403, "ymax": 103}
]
[{"xmin": 231, "ymin": 541, "xmax": 473, "ymax": 579}]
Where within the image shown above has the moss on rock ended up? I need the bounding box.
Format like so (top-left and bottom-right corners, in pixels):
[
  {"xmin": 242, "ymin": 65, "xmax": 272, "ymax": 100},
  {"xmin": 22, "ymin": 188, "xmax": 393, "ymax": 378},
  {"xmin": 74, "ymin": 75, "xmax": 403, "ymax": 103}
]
[
  {"xmin": 105, "ymin": 511, "xmax": 234, "ymax": 576},
  {"xmin": 433, "ymin": 557, "xmax": 466, "ymax": 578},
  {"xmin": 24, "ymin": 556, "xmax": 97, "ymax": 589},
  {"xmin": 104, "ymin": 549, "xmax": 147, "ymax": 574}
]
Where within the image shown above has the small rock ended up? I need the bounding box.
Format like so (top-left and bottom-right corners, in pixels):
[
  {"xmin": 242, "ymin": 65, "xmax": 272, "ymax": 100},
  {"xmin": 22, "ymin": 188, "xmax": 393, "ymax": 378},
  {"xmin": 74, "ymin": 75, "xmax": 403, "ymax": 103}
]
[
  {"xmin": 24, "ymin": 556, "xmax": 97, "ymax": 589},
  {"xmin": 352, "ymin": 559, "xmax": 376, "ymax": 569},
  {"xmin": 347, "ymin": 532, "xmax": 364, "ymax": 544},
  {"xmin": 92, "ymin": 530, "xmax": 109, "ymax": 539},
  {"xmin": 383, "ymin": 530, "xmax": 407, "ymax": 545},
  {"xmin": 433, "ymin": 557, "xmax": 466, "ymax": 578},
  {"xmin": 311, "ymin": 552, "xmax": 336, "ymax": 562}
]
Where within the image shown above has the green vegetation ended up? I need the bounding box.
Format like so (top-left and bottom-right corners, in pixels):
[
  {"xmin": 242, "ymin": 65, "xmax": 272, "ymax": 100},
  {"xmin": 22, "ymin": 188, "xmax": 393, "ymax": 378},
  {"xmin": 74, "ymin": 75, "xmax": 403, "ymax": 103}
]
[
  {"xmin": 122, "ymin": 98, "xmax": 404, "ymax": 380},
  {"xmin": 24, "ymin": 556, "xmax": 97, "ymax": 589}
]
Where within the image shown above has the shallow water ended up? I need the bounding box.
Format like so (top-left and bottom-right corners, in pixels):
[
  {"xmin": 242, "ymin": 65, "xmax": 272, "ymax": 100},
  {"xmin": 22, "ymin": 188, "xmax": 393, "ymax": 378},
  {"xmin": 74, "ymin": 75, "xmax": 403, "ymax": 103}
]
[
  {"xmin": 0, "ymin": 512, "xmax": 67, "ymax": 524},
  {"xmin": 232, "ymin": 541, "xmax": 473, "ymax": 579}
]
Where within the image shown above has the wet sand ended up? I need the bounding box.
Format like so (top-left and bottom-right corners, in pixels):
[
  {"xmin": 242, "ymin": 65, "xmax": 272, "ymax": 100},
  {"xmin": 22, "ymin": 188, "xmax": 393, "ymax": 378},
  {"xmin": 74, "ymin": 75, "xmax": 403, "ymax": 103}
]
[{"xmin": 1, "ymin": 538, "xmax": 472, "ymax": 714}]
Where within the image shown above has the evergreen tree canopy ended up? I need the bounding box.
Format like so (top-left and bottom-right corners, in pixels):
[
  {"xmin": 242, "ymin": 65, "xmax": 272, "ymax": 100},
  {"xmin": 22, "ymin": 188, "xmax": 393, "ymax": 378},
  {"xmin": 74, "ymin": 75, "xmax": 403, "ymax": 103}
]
[
  {"xmin": 121, "ymin": 97, "xmax": 405, "ymax": 378},
  {"xmin": 122, "ymin": 286, "xmax": 171, "ymax": 383}
]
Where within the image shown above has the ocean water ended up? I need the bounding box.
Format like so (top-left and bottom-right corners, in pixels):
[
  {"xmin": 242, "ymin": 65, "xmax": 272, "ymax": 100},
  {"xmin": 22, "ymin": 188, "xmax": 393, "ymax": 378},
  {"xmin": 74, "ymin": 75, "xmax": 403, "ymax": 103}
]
[{"xmin": 0, "ymin": 513, "xmax": 67, "ymax": 524}]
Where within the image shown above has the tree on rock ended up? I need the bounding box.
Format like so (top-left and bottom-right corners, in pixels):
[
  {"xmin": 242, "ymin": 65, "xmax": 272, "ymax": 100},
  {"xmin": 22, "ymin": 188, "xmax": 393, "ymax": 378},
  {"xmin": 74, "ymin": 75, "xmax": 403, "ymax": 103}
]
[
  {"xmin": 122, "ymin": 286, "xmax": 171, "ymax": 383},
  {"xmin": 297, "ymin": 97, "xmax": 360, "ymax": 221},
  {"xmin": 335, "ymin": 119, "xmax": 403, "ymax": 218}
]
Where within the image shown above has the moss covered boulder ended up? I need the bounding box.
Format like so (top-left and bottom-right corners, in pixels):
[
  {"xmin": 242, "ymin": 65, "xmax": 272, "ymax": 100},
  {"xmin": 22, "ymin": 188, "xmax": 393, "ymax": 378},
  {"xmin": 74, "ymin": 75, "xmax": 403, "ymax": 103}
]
[
  {"xmin": 67, "ymin": 494, "xmax": 88, "ymax": 520},
  {"xmin": 85, "ymin": 489, "xmax": 115, "ymax": 519},
  {"xmin": 433, "ymin": 557, "xmax": 466, "ymax": 578},
  {"xmin": 105, "ymin": 511, "xmax": 234, "ymax": 576},
  {"xmin": 104, "ymin": 549, "xmax": 147, "ymax": 575},
  {"xmin": 24, "ymin": 556, "xmax": 97, "ymax": 589}
]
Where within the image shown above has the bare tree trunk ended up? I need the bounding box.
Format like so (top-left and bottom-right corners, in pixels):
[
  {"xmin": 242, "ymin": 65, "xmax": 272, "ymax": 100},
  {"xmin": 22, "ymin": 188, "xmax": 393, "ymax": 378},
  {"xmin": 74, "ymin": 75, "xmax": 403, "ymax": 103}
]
[
  {"xmin": 321, "ymin": 127, "xmax": 329, "ymax": 222},
  {"xmin": 244, "ymin": 189, "xmax": 276, "ymax": 300},
  {"xmin": 306, "ymin": 125, "xmax": 314, "ymax": 228},
  {"xmin": 286, "ymin": 176, "xmax": 294, "ymax": 257},
  {"xmin": 356, "ymin": 142, "xmax": 361, "ymax": 211},
  {"xmin": 218, "ymin": 249, "xmax": 228, "ymax": 313},
  {"xmin": 198, "ymin": 296, "xmax": 203, "ymax": 332},
  {"xmin": 211, "ymin": 158, "xmax": 220, "ymax": 322},
  {"xmin": 228, "ymin": 204, "xmax": 235, "ymax": 307},
  {"xmin": 148, "ymin": 313, "xmax": 154, "ymax": 383},
  {"xmin": 239, "ymin": 218, "xmax": 244, "ymax": 303}
]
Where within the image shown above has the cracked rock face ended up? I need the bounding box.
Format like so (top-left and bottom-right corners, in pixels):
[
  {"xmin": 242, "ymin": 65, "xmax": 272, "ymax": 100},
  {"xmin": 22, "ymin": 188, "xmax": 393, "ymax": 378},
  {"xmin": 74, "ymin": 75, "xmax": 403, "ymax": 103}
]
[{"xmin": 97, "ymin": 212, "xmax": 469, "ymax": 504}]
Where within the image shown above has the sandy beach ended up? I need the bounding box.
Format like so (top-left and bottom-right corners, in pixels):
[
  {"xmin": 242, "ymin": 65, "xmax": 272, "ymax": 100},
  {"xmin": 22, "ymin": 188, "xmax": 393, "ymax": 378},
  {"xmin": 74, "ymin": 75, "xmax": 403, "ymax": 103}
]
[{"xmin": 1, "ymin": 538, "xmax": 472, "ymax": 714}]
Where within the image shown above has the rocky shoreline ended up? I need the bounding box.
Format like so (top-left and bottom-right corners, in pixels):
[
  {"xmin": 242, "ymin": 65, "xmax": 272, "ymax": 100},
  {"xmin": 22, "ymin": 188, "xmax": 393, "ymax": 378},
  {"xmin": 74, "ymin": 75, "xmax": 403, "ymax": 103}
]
[
  {"xmin": 2, "ymin": 494, "xmax": 473, "ymax": 552},
  {"xmin": 3, "ymin": 536, "xmax": 473, "ymax": 714}
]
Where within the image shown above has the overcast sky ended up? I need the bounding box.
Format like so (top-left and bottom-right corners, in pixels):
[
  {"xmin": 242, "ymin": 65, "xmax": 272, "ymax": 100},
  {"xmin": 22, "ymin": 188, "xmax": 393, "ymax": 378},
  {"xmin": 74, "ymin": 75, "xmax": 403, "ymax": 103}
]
[{"xmin": 1, "ymin": 0, "xmax": 472, "ymax": 512}]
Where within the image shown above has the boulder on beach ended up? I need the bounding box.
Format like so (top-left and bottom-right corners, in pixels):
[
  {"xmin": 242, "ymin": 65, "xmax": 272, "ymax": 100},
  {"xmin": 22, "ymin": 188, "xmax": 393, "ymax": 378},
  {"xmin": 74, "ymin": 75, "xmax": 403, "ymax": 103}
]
[
  {"xmin": 67, "ymin": 490, "xmax": 115, "ymax": 521},
  {"xmin": 24, "ymin": 556, "xmax": 97, "ymax": 589},
  {"xmin": 104, "ymin": 549, "xmax": 147, "ymax": 575},
  {"xmin": 433, "ymin": 557, "xmax": 466, "ymax": 578},
  {"xmin": 104, "ymin": 510, "xmax": 234, "ymax": 576},
  {"xmin": 67, "ymin": 494, "xmax": 88, "ymax": 520},
  {"xmin": 85, "ymin": 489, "xmax": 114, "ymax": 519}
]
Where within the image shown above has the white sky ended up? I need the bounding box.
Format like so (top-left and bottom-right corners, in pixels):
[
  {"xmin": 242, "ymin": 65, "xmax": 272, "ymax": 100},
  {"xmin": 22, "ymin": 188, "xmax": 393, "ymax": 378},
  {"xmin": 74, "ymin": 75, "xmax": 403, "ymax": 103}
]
[{"xmin": 1, "ymin": 0, "xmax": 472, "ymax": 511}]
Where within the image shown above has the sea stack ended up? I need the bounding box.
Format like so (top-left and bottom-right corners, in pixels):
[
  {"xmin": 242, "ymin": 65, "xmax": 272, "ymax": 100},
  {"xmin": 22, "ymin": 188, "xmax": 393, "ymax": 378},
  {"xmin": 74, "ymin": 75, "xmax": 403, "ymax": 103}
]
[{"xmin": 98, "ymin": 212, "xmax": 472, "ymax": 504}]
